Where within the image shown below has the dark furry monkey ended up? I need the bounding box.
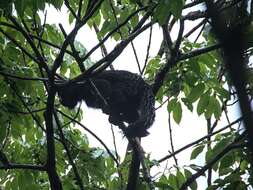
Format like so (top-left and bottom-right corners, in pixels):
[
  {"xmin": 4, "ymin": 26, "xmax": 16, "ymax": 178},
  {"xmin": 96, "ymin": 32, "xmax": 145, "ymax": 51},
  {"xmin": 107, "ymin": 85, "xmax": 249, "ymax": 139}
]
[{"xmin": 57, "ymin": 70, "xmax": 155, "ymax": 137}]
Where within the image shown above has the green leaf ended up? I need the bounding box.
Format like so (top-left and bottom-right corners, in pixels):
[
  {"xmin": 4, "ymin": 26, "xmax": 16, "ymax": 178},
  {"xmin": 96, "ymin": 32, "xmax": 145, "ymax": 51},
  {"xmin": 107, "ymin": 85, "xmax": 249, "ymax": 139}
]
[
  {"xmin": 197, "ymin": 93, "xmax": 209, "ymax": 115},
  {"xmin": 153, "ymin": 0, "xmax": 171, "ymax": 25},
  {"xmin": 176, "ymin": 170, "xmax": 186, "ymax": 187},
  {"xmin": 206, "ymin": 136, "xmax": 233, "ymax": 164},
  {"xmin": 190, "ymin": 145, "xmax": 205, "ymax": 160},
  {"xmin": 205, "ymin": 96, "xmax": 221, "ymax": 119},
  {"xmin": 212, "ymin": 98, "xmax": 222, "ymax": 119},
  {"xmin": 156, "ymin": 175, "xmax": 174, "ymax": 189},
  {"xmin": 214, "ymin": 86, "xmax": 230, "ymax": 100},
  {"xmin": 181, "ymin": 98, "xmax": 193, "ymax": 112},
  {"xmin": 173, "ymin": 102, "xmax": 182, "ymax": 124},
  {"xmin": 168, "ymin": 174, "xmax": 179, "ymax": 189},
  {"xmin": 154, "ymin": 0, "xmax": 184, "ymax": 24},
  {"xmin": 68, "ymin": 11, "xmax": 75, "ymax": 24},
  {"xmin": 240, "ymin": 160, "xmax": 249, "ymax": 171},
  {"xmin": 49, "ymin": 0, "xmax": 63, "ymax": 9},
  {"xmin": 190, "ymin": 60, "xmax": 201, "ymax": 74},
  {"xmin": 145, "ymin": 56, "xmax": 162, "ymax": 79},
  {"xmin": 184, "ymin": 169, "xmax": 197, "ymax": 190},
  {"xmin": 0, "ymin": 1, "xmax": 12, "ymax": 9},
  {"xmin": 155, "ymin": 86, "xmax": 164, "ymax": 103},
  {"xmin": 204, "ymin": 96, "xmax": 214, "ymax": 119},
  {"xmin": 167, "ymin": 98, "xmax": 177, "ymax": 113},
  {"xmin": 188, "ymin": 83, "xmax": 205, "ymax": 103},
  {"xmin": 33, "ymin": 0, "xmax": 46, "ymax": 11},
  {"xmin": 14, "ymin": 0, "xmax": 26, "ymax": 17},
  {"xmin": 60, "ymin": 60, "xmax": 68, "ymax": 75},
  {"xmin": 219, "ymin": 152, "xmax": 234, "ymax": 175},
  {"xmin": 184, "ymin": 72, "xmax": 198, "ymax": 86},
  {"xmin": 170, "ymin": 0, "xmax": 184, "ymax": 18}
]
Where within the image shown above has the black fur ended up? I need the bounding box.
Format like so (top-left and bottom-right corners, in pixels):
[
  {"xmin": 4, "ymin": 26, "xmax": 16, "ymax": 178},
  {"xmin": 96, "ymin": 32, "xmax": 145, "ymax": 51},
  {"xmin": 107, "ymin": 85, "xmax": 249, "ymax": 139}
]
[{"xmin": 57, "ymin": 70, "xmax": 155, "ymax": 137}]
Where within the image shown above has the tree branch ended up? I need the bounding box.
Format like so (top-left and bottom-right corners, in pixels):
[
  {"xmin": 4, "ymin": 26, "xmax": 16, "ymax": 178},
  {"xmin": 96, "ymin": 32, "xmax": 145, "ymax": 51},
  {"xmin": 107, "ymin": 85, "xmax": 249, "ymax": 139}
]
[
  {"xmin": 179, "ymin": 44, "xmax": 221, "ymax": 61},
  {"xmin": 80, "ymin": 7, "xmax": 146, "ymax": 64},
  {"xmin": 156, "ymin": 116, "xmax": 244, "ymax": 164},
  {"xmin": 53, "ymin": 111, "xmax": 85, "ymax": 190},
  {"xmin": 180, "ymin": 134, "xmax": 246, "ymax": 190},
  {"xmin": 0, "ymin": 163, "xmax": 45, "ymax": 171},
  {"xmin": 57, "ymin": 109, "xmax": 119, "ymax": 165}
]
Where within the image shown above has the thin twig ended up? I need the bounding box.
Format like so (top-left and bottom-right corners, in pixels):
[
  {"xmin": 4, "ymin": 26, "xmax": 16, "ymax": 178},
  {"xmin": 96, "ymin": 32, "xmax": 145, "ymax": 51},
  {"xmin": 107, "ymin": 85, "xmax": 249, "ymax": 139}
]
[
  {"xmin": 0, "ymin": 71, "xmax": 48, "ymax": 82},
  {"xmin": 142, "ymin": 26, "xmax": 153, "ymax": 75},
  {"xmin": 9, "ymin": 16, "xmax": 49, "ymax": 72},
  {"xmin": 184, "ymin": 19, "xmax": 207, "ymax": 38},
  {"xmin": 0, "ymin": 28, "xmax": 40, "ymax": 64},
  {"xmin": 80, "ymin": 7, "xmax": 146, "ymax": 64},
  {"xmin": 77, "ymin": 0, "xmax": 83, "ymax": 18},
  {"xmin": 180, "ymin": 134, "xmax": 246, "ymax": 190},
  {"xmin": 168, "ymin": 113, "xmax": 178, "ymax": 165},
  {"xmin": 0, "ymin": 163, "xmax": 45, "ymax": 171},
  {"xmin": 206, "ymin": 119, "xmax": 212, "ymax": 186},
  {"xmin": 71, "ymin": 21, "xmax": 153, "ymax": 83},
  {"xmin": 179, "ymin": 44, "xmax": 221, "ymax": 61},
  {"xmin": 156, "ymin": 116, "xmax": 244, "ymax": 165},
  {"xmin": 64, "ymin": 0, "xmax": 79, "ymax": 21},
  {"xmin": 30, "ymin": 34, "xmax": 74, "ymax": 56},
  {"xmin": 57, "ymin": 109, "xmax": 119, "ymax": 165}
]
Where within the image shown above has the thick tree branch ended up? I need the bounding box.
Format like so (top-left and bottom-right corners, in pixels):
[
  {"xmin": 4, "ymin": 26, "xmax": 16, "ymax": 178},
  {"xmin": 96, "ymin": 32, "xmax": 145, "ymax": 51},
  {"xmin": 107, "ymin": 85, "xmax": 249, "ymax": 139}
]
[
  {"xmin": 51, "ymin": 0, "xmax": 104, "ymax": 76},
  {"xmin": 44, "ymin": 89, "xmax": 62, "ymax": 190},
  {"xmin": 152, "ymin": 19, "xmax": 184, "ymax": 95},
  {"xmin": 53, "ymin": 112, "xmax": 85, "ymax": 190},
  {"xmin": 205, "ymin": 0, "xmax": 253, "ymax": 162},
  {"xmin": 41, "ymin": 3, "xmax": 105, "ymax": 188},
  {"xmin": 71, "ymin": 21, "xmax": 153, "ymax": 84}
]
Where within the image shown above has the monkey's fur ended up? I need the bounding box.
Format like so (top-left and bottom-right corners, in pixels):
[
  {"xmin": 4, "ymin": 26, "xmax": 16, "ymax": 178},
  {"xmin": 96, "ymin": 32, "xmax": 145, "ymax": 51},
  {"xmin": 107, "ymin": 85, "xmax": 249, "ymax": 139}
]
[{"xmin": 57, "ymin": 70, "xmax": 155, "ymax": 137}]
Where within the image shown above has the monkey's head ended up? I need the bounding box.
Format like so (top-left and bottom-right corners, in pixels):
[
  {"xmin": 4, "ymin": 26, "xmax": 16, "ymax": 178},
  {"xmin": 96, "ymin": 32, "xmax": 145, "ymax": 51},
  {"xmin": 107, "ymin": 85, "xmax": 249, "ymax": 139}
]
[{"xmin": 57, "ymin": 82, "xmax": 85, "ymax": 109}]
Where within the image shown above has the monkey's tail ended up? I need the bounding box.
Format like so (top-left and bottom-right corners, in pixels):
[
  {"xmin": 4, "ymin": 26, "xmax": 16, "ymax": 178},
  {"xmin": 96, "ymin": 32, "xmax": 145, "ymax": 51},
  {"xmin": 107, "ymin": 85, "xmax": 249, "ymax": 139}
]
[{"xmin": 126, "ymin": 85, "xmax": 155, "ymax": 137}]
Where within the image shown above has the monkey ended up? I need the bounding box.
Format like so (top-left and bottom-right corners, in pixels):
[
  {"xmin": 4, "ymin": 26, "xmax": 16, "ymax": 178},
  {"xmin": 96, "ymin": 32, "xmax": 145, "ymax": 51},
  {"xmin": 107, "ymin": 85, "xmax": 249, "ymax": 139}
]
[{"xmin": 57, "ymin": 70, "xmax": 155, "ymax": 137}]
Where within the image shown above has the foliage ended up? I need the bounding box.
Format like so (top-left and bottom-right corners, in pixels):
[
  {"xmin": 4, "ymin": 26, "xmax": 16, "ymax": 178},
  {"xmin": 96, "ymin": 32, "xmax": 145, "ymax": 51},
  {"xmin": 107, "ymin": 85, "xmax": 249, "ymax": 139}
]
[{"xmin": 0, "ymin": 0, "xmax": 252, "ymax": 189}]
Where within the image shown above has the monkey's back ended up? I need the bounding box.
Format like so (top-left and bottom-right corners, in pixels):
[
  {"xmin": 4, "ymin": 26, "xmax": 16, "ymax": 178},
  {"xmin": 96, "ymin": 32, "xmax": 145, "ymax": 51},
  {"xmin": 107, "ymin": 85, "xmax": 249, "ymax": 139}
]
[
  {"xmin": 92, "ymin": 70, "xmax": 155, "ymax": 137},
  {"xmin": 92, "ymin": 70, "xmax": 149, "ymax": 96}
]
